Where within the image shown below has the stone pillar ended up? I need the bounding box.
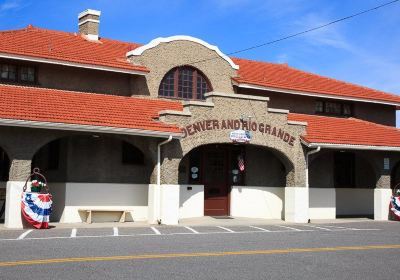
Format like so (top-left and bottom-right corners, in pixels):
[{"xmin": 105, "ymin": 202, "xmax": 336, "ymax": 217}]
[
  {"xmin": 284, "ymin": 159, "xmax": 309, "ymax": 223},
  {"xmin": 148, "ymin": 140, "xmax": 181, "ymax": 225},
  {"xmin": 5, "ymin": 159, "xmax": 32, "ymax": 228},
  {"xmin": 374, "ymin": 171, "xmax": 392, "ymax": 221}
]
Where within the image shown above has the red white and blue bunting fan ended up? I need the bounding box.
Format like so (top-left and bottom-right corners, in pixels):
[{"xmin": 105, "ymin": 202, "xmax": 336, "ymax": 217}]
[
  {"xmin": 21, "ymin": 192, "xmax": 52, "ymax": 229},
  {"xmin": 21, "ymin": 168, "xmax": 52, "ymax": 229},
  {"xmin": 389, "ymin": 194, "xmax": 400, "ymax": 221}
]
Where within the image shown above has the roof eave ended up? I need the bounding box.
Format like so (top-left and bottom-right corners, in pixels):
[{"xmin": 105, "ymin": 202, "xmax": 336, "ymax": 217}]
[
  {"xmin": 0, "ymin": 118, "xmax": 182, "ymax": 139},
  {"xmin": 235, "ymin": 81, "xmax": 400, "ymax": 107},
  {"xmin": 0, "ymin": 52, "xmax": 149, "ymax": 75},
  {"xmin": 301, "ymin": 139, "xmax": 400, "ymax": 152}
]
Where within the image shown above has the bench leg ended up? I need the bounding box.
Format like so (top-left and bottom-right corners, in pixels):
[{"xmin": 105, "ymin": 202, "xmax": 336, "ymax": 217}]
[
  {"xmin": 119, "ymin": 211, "xmax": 126, "ymax": 223},
  {"xmin": 87, "ymin": 211, "xmax": 92, "ymax": 224}
]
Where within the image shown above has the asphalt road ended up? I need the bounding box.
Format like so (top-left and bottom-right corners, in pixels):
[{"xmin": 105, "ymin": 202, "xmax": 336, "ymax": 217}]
[{"xmin": 0, "ymin": 221, "xmax": 399, "ymax": 280}]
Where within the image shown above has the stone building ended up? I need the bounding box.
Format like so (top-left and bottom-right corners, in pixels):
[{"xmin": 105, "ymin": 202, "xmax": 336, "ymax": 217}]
[{"xmin": 1, "ymin": 9, "xmax": 400, "ymax": 228}]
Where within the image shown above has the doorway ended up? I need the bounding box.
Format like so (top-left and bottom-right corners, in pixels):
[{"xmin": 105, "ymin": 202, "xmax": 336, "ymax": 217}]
[{"xmin": 187, "ymin": 144, "xmax": 245, "ymax": 216}]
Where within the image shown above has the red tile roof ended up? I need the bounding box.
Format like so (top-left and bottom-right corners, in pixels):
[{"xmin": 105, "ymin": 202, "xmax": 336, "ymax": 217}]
[
  {"xmin": 0, "ymin": 84, "xmax": 182, "ymax": 134},
  {"xmin": 288, "ymin": 113, "xmax": 400, "ymax": 147},
  {"xmin": 233, "ymin": 57, "xmax": 400, "ymax": 105},
  {"xmin": 1, "ymin": 26, "xmax": 399, "ymax": 106},
  {"xmin": 0, "ymin": 26, "xmax": 148, "ymax": 73}
]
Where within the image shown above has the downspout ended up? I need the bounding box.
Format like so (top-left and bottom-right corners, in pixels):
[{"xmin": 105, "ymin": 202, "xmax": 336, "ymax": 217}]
[{"xmin": 156, "ymin": 135, "xmax": 173, "ymax": 224}]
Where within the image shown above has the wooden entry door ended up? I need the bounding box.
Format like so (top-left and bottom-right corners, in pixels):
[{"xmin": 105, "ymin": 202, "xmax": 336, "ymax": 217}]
[{"xmin": 203, "ymin": 147, "xmax": 229, "ymax": 216}]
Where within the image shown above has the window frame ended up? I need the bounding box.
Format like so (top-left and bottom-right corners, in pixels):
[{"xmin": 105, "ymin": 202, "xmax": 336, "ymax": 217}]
[
  {"xmin": 0, "ymin": 62, "xmax": 37, "ymax": 85},
  {"xmin": 159, "ymin": 66, "xmax": 212, "ymax": 101},
  {"xmin": 315, "ymin": 100, "xmax": 353, "ymax": 117}
]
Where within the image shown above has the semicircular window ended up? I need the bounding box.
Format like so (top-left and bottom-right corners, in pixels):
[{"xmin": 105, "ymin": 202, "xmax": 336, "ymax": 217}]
[{"xmin": 159, "ymin": 66, "xmax": 211, "ymax": 100}]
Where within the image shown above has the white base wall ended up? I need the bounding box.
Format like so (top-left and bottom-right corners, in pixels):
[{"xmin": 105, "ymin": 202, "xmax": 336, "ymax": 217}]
[
  {"xmin": 230, "ymin": 186, "xmax": 284, "ymax": 219},
  {"xmin": 148, "ymin": 184, "xmax": 180, "ymax": 225},
  {"xmin": 4, "ymin": 181, "xmax": 25, "ymax": 228},
  {"xmin": 374, "ymin": 188, "xmax": 392, "ymax": 220},
  {"xmin": 336, "ymin": 188, "xmax": 374, "ymax": 216},
  {"xmin": 309, "ymin": 188, "xmax": 336, "ymax": 219},
  {"xmin": 285, "ymin": 187, "xmax": 309, "ymax": 223},
  {"xmin": 59, "ymin": 183, "xmax": 149, "ymax": 223},
  {"xmin": 179, "ymin": 185, "xmax": 204, "ymax": 219}
]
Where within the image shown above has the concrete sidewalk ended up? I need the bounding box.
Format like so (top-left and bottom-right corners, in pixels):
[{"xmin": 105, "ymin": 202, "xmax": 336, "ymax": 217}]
[{"xmin": 0, "ymin": 216, "xmax": 377, "ymax": 230}]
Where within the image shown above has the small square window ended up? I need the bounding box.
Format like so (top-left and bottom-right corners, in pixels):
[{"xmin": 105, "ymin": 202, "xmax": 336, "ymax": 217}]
[
  {"xmin": 325, "ymin": 102, "xmax": 341, "ymax": 115},
  {"xmin": 1, "ymin": 64, "xmax": 17, "ymax": 81},
  {"xmin": 343, "ymin": 104, "xmax": 352, "ymax": 116},
  {"xmin": 20, "ymin": 66, "xmax": 35, "ymax": 82},
  {"xmin": 315, "ymin": 101, "xmax": 324, "ymax": 113}
]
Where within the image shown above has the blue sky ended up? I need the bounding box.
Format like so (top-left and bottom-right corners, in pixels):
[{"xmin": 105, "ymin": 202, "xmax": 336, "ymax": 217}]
[{"xmin": 1, "ymin": 0, "xmax": 399, "ymax": 124}]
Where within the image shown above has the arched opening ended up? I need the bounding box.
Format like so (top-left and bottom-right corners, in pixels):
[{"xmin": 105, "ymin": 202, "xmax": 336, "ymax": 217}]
[
  {"xmin": 178, "ymin": 143, "xmax": 292, "ymax": 219},
  {"xmin": 0, "ymin": 147, "xmax": 10, "ymax": 223},
  {"xmin": 391, "ymin": 160, "xmax": 400, "ymax": 189},
  {"xmin": 31, "ymin": 135, "xmax": 150, "ymax": 223},
  {"xmin": 309, "ymin": 150, "xmax": 377, "ymax": 219}
]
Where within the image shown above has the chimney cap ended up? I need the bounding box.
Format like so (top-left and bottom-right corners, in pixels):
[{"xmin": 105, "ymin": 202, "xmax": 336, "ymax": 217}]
[{"xmin": 78, "ymin": 9, "xmax": 101, "ymax": 19}]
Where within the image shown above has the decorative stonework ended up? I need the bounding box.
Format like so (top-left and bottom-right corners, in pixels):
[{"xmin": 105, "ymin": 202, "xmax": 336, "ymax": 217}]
[{"xmin": 159, "ymin": 91, "xmax": 308, "ymax": 187}]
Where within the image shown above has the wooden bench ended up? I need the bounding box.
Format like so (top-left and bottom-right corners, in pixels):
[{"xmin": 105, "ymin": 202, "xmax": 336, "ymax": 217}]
[{"xmin": 78, "ymin": 209, "xmax": 129, "ymax": 224}]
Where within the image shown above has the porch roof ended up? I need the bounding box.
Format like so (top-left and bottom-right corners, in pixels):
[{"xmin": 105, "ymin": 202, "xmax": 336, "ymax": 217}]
[
  {"xmin": 0, "ymin": 84, "xmax": 183, "ymax": 137},
  {"xmin": 289, "ymin": 113, "xmax": 400, "ymax": 150}
]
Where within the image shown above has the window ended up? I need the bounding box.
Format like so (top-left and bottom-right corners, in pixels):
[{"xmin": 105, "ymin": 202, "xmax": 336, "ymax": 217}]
[
  {"xmin": 122, "ymin": 142, "xmax": 144, "ymax": 165},
  {"xmin": 334, "ymin": 152, "xmax": 355, "ymax": 188},
  {"xmin": 0, "ymin": 63, "xmax": 36, "ymax": 84},
  {"xmin": 159, "ymin": 66, "xmax": 211, "ymax": 100},
  {"xmin": 315, "ymin": 100, "xmax": 352, "ymax": 117},
  {"xmin": 20, "ymin": 66, "xmax": 35, "ymax": 82},
  {"xmin": 1, "ymin": 64, "xmax": 17, "ymax": 81}
]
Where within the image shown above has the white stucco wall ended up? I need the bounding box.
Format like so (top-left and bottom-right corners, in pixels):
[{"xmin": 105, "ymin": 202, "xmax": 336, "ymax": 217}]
[
  {"xmin": 59, "ymin": 183, "xmax": 149, "ymax": 223},
  {"xmin": 179, "ymin": 185, "xmax": 204, "ymax": 219},
  {"xmin": 336, "ymin": 188, "xmax": 374, "ymax": 216},
  {"xmin": 230, "ymin": 186, "xmax": 284, "ymax": 219},
  {"xmin": 309, "ymin": 188, "xmax": 336, "ymax": 219}
]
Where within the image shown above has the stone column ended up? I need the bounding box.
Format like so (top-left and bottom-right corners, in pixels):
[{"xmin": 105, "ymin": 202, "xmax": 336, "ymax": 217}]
[
  {"xmin": 5, "ymin": 158, "xmax": 32, "ymax": 228},
  {"xmin": 374, "ymin": 170, "xmax": 392, "ymax": 220},
  {"xmin": 284, "ymin": 157, "xmax": 309, "ymax": 223},
  {"xmin": 148, "ymin": 139, "xmax": 181, "ymax": 225}
]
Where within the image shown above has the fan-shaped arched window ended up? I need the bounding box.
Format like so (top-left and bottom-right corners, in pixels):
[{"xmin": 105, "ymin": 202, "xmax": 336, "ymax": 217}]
[{"xmin": 159, "ymin": 66, "xmax": 211, "ymax": 100}]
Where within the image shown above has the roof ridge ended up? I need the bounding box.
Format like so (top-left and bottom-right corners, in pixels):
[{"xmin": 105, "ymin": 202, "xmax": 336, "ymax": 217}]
[
  {"xmin": 0, "ymin": 25, "xmax": 143, "ymax": 47},
  {"xmin": 0, "ymin": 83, "xmax": 181, "ymax": 105}
]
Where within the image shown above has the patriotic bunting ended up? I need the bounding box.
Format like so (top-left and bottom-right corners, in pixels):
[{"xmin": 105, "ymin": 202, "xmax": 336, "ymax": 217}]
[{"xmin": 21, "ymin": 192, "xmax": 52, "ymax": 229}]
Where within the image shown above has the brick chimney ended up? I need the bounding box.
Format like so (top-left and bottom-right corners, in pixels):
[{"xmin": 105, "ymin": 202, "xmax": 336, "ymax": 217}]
[{"xmin": 78, "ymin": 9, "xmax": 101, "ymax": 41}]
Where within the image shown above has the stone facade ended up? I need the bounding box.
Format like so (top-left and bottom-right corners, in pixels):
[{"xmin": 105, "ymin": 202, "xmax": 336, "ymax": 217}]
[
  {"xmin": 128, "ymin": 40, "xmax": 237, "ymax": 98},
  {"xmin": 158, "ymin": 92, "xmax": 307, "ymax": 187}
]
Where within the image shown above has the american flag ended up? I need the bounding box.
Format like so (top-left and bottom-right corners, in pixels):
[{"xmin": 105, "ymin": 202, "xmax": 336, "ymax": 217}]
[{"xmin": 238, "ymin": 155, "xmax": 245, "ymax": 171}]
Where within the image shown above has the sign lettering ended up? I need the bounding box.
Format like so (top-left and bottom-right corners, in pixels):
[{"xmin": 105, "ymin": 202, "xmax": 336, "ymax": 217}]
[{"xmin": 182, "ymin": 119, "xmax": 296, "ymax": 146}]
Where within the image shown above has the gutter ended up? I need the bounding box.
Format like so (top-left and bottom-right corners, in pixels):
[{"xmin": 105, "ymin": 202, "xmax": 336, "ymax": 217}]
[
  {"xmin": 156, "ymin": 135, "xmax": 173, "ymax": 224},
  {"xmin": 0, "ymin": 118, "xmax": 182, "ymax": 139},
  {"xmin": 0, "ymin": 52, "xmax": 149, "ymax": 76},
  {"xmin": 302, "ymin": 139, "xmax": 400, "ymax": 152}
]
